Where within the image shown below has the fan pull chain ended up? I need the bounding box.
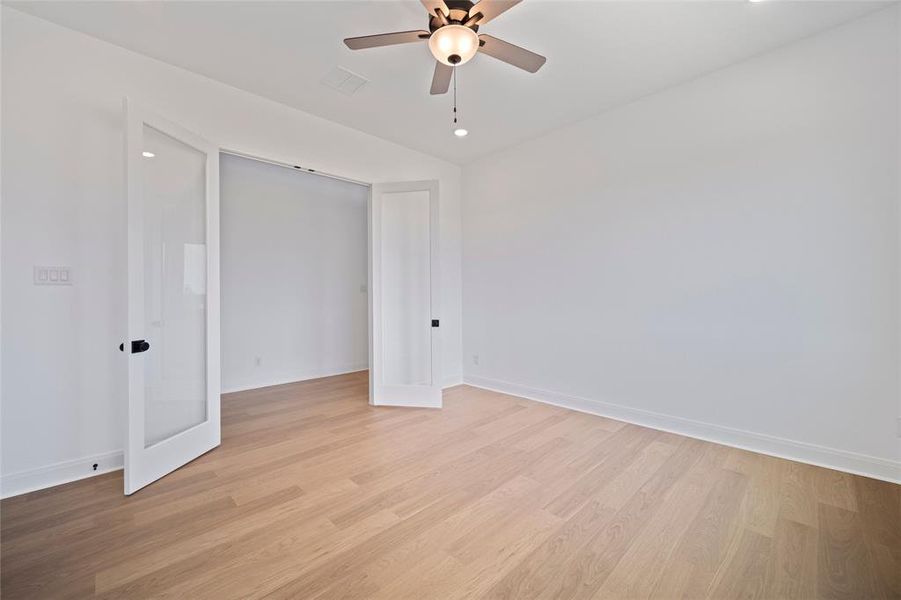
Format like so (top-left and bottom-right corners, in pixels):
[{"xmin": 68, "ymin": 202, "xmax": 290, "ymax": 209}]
[
  {"xmin": 451, "ymin": 66, "xmax": 466, "ymax": 136},
  {"xmin": 453, "ymin": 65, "xmax": 458, "ymax": 127}
]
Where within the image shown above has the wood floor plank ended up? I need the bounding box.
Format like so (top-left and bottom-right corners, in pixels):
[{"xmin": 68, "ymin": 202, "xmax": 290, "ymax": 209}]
[
  {"xmin": 706, "ymin": 527, "xmax": 774, "ymax": 600},
  {"xmin": 770, "ymin": 517, "xmax": 818, "ymax": 600},
  {"xmin": 1, "ymin": 372, "xmax": 897, "ymax": 599},
  {"xmin": 779, "ymin": 460, "xmax": 820, "ymax": 528},
  {"xmin": 543, "ymin": 424, "xmax": 659, "ymax": 519},
  {"xmin": 814, "ymin": 468, "xmax": 859, "ymax": 512},
  {"xmin": 650, "ymin": 467, "xmax": 750, "ymax": 599},
  {"xmin": 868, "ymin": 540, "xmax": 901, "ymax": 600},
  {"xmin": 316, "ymin": 475, "xmax": 549, "ymax": 600},
  {"xmin": 817, "ymin": 503, "xmax": 883, "ymax": 600},
  {"xmin": 540, "ymin": 438, "xmax": 705, "ymax": 599},
  {"xmin": 728, "ymin": 449, "xmax": 782, "ymax": 538},
  {"xmin": 853, "ymin": 475, "xmax": 901, "ymax": 551},
  {"xmin": 592, "ymin": 443, "xmax": 724, "ymax": 599},
  {"xmin": 485, "ymin": 499, "xmax": 619, "ymax": 599},
  {"xmin": 93, "ymin": 487, "xmax": 306, "ymax": 594}
]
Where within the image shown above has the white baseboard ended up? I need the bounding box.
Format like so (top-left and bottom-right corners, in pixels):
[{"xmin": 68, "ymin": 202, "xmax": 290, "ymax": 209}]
[
  {"xmin": 225, "ymin": 369, "xmax": 464, "ymax": 395},
  {"xmin": 464, "ymin": 375, "xmax": 901, "ymax": 485},
  {"xmin": 222, "ymin": 364, "xmax": 369, "ymax": 394},
  {"xmin": 1, "ymin": 450, "xmax": 124, "ymax": 499}
]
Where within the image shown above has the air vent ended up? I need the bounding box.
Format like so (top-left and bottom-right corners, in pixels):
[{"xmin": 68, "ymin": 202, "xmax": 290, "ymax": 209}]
[{"xmin": 321, "ymin": 66, "xmax": 368, "ymax": 96}]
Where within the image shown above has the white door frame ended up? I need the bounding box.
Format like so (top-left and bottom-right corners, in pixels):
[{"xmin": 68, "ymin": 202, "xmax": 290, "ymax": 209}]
[{"xmin": 124, "ymin": 98, "xmax": 221, "ymax": 495}]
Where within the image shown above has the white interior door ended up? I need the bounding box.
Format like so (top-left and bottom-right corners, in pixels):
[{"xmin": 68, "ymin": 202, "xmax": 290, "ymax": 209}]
[
  {"xmin": 370, "ymin": 181, "xmax": 441, "ymax": 407},
  {"xmin": 124, "ymin": 98, "xmax": 220, "ymax": 494}
]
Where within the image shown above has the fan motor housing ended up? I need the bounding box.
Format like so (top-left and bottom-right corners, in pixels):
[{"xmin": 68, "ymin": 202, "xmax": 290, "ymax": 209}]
[{"xmin": 429, "ymin": 0, "xmax": 480, "ymax": 33}]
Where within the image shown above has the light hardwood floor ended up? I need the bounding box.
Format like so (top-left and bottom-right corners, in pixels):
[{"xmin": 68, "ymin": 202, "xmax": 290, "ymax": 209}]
[{"xmin": 1, "ymin": 371, "xmax": 898, "ymax": 599}]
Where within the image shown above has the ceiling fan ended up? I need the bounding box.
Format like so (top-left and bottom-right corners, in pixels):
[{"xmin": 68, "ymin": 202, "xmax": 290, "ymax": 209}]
[{"xmin": 344, "ymin": 0, "xmax": 546, "ymax": 95}]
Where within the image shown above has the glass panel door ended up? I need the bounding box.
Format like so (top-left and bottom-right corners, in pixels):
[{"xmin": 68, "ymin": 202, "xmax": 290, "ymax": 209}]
[
  {"xmin": 381, "ymin": 190, "xmax": 432, "ymax": 387},
  {"xmin": 124, "ymin": 99, "xmax": 220, "ymax": 494},
  {"xmin": 370, "ymin": 181, "xmax": 441, "ymax": 407}
]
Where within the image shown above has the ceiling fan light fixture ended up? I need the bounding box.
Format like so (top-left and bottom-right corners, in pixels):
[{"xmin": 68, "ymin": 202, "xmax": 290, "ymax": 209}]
[
  {"xmin": 343, "ymin": 0, "xmax": 545, "ymax": 97},
  {"xmin": 428, "ymin": 24, "xmax": 479, "ymax": 66}
]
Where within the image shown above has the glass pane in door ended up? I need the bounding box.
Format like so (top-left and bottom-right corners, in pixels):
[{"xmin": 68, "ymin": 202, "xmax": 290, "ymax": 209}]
[
  {"xmin": 381, "ymin": 190, "xmax": 432, "ymax": 386},
  {"xmin": 142, "ymin": 124, "xmax": 208, "ymax": 447}
]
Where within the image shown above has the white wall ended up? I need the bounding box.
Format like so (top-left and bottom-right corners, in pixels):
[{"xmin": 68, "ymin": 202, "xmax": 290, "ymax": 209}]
[
  {"xmin": 0, "ymin": 7, "xmax": 463, "ymax": 494},
  {"xmin": 462, "ymin": 7, "xmax": 901, "ymax": 481},
  {"xmin": 220, "ymin": 154, "xmax": 369, "ymax": 393}
]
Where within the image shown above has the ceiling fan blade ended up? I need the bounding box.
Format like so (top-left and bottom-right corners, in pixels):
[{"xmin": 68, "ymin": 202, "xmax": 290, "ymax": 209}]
[
  {"xmin": 344, "ymin": 30, "xmax": 429, "ymax": 50},
  {"xmin": 478, "ymin": 34, "xmax": 546, "ymax": 73},
  {"xmin": 468, "ymin": 0, "xmax": 521, "ymax": 25},
  {"xmin": 421, "ymin": 0, "xmax": 450, "ymax": 18},
  {"xmin": 430, "ymin": 61, "xmax": 453, "ymax": 95}
]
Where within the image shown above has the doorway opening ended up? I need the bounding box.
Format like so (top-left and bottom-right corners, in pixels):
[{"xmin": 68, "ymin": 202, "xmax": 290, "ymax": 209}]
[{"xmin": 219, "ymin": 152, "xmax": 370, "ymax": 394}]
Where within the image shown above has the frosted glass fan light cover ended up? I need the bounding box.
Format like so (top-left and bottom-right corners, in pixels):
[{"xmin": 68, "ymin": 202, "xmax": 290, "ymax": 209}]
[{"xmin": 429, "ymin": 25, "xmax": 479, "ymax": 66}]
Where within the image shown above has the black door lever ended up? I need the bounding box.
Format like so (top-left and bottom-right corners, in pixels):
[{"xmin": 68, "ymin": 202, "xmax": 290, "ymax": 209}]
[{"xmin": 119, "ymin": 340, "xmax": 150, "ymax": 353}]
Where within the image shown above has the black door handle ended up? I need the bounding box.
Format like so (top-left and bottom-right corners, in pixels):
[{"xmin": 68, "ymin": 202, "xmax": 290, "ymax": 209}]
[{"xmin": 119, "ymin": 340, "xmax": 150, "ymax": 353}]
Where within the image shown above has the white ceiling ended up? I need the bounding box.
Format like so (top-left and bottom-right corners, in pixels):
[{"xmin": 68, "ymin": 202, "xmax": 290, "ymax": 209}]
[{"xmin": 9, "ymin": 0, "xmax": 891, "ymax": 165}]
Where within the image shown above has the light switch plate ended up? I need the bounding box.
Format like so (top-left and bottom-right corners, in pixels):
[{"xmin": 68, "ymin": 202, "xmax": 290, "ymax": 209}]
[{"xmin": 34, "ymin": 266, "xmax": 73, "ymax": 286}]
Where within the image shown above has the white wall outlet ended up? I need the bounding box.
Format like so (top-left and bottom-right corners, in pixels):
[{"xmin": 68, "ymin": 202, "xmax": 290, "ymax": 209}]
[
  {"xmin": 897, "ymin": 417, "xmax": 901, "ymax": 437},
  {"xmin": 472, "ymin": 354, "xmax": 480, "ymax": 366},
  {"xmin": 34, "ymin": 266, "xmax": 72, "ymax": 285}
]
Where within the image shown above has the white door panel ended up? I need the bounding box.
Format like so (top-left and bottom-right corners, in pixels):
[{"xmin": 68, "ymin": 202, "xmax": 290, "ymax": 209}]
[
  {"xmin": 124, "ymin": 98, "xmax": 220, "ymax": 494},
  {"xmin": 370, "ymin": 181, "xmax": 441, "ymax": 407}
]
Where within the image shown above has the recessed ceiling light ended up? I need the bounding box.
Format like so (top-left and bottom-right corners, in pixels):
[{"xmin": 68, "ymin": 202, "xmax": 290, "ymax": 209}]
[
  {"xmin": 454, "ymin": 128, "xmax": 468, "ymax": 138},
  {"xmin": 142, "ymin": 151, "xmax": 155, "ymax": 158},
  {"xmin": 748, "ymin": 0, "xmax": 765, "ymax": 3}
]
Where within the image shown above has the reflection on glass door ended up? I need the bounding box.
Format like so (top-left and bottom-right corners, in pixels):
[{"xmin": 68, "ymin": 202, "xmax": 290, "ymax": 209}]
[
  {"xmin": 141, "ymin": 125, "xmax": 208, "ymax": 447},
  {"xmin": 381, "ymin": 190, "xmax": 432, "ymax": 387}
]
